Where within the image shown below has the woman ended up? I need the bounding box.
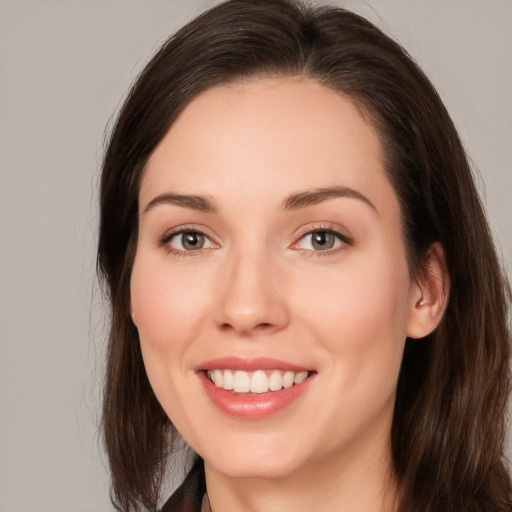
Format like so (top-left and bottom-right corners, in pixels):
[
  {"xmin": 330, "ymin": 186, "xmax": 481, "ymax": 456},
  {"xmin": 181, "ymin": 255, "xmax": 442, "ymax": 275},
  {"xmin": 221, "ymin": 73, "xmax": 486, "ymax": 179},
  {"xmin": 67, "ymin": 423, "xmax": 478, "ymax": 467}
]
[{"xmin": 97, "ymin": 1, "xmax": 511, "ymax": 511}]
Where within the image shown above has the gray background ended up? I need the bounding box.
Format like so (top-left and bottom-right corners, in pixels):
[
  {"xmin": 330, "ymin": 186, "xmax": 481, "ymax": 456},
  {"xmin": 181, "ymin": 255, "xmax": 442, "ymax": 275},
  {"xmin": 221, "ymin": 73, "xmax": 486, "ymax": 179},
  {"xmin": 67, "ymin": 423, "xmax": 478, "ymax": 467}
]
[{"xmin": 1, "ymin": 1, "xmax": 511, "ymax": 511}]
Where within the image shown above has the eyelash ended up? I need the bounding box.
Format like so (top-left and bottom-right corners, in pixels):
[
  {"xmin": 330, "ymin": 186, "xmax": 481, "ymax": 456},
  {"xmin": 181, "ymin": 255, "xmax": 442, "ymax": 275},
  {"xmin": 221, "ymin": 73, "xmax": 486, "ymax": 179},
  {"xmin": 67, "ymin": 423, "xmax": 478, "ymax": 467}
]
[
  {"xmin": 157, "ymin": 225, "xmax": 353, "ymax": 257},
  {"xmin": 291, "ymin": 225, "xmax": 354, "ymax": 257},
  {"xmin": 157, "ymin": 226, "xmax": 217, "ymax": 257}
]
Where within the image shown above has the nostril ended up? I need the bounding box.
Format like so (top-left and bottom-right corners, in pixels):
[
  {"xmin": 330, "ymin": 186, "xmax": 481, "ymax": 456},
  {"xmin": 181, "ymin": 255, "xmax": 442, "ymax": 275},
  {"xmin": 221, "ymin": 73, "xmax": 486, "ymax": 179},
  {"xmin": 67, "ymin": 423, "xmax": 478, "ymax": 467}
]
[{"xmin": 219, "ymin": 321, "xmax": 276, "ymax": 334}]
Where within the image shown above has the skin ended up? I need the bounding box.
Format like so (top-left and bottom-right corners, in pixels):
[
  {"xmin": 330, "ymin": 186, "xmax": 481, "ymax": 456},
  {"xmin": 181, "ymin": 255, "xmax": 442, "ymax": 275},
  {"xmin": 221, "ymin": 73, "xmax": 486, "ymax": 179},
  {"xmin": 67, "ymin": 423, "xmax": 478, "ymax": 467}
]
[{"xmin": 130, "ymin": 78, "xmax": 448, "ymax": 512}]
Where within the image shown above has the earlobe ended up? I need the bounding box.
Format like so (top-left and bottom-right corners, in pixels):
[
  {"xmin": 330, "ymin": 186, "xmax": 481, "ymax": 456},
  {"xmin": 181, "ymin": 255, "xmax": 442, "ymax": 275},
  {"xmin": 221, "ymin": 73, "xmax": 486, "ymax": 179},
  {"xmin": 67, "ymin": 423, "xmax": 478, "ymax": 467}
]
[{"xmin": 406, "ymin": 243, "xmax": 450, "ymax": 339}]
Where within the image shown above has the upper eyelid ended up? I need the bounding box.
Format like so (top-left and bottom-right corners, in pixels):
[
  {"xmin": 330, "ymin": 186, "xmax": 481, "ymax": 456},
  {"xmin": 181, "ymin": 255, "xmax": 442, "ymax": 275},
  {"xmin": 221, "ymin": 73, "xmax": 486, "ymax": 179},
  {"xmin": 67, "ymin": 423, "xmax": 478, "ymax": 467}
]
[
  {"xmin": 292, "ymin": 223, "xmax": 353, "ymax": 243},
  {"xmin": 158, "ymin": 224, "xmax": 216, "ymax": 243}
]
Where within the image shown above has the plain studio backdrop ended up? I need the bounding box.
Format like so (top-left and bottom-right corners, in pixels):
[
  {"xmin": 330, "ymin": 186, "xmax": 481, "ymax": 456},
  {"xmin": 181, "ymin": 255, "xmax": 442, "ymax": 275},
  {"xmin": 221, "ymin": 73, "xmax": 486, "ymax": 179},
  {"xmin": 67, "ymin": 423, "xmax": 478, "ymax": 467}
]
[{"xmin": 0, "ymin": 1, "xmax": 511, "ymax": 511}]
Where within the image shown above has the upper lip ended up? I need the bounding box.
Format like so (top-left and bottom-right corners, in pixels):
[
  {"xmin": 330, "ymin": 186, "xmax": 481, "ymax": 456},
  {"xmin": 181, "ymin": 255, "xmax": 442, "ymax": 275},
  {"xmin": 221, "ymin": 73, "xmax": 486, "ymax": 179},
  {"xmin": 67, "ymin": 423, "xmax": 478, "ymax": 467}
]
[{"xmin": 196, "ymin": 357, "xmax": 312, "ymax": 373}]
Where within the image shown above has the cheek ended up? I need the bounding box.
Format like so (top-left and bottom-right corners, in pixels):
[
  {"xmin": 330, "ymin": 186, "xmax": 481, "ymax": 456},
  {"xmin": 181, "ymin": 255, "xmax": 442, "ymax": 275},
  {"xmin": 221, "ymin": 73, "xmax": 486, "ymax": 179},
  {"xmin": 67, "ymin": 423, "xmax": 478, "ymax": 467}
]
[
  {"xmin": 296, "ymin": 250, "xmax": 412, "ymax": 381},
  {"xmin": 130, "ymin": 254, "xmax": 209, "ymax": 363},
  {"xmin": 129, "ymin": 254, "xmax": 211, "ymax": 430}
]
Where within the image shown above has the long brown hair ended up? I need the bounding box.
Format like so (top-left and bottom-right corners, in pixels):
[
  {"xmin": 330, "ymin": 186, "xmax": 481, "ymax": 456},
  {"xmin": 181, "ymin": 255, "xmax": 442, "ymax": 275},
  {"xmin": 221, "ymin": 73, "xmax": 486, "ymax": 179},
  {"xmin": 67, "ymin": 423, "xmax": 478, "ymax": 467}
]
[{"xmin": 97, "ymin": 1, "xmax": 512, "ymax": 510}]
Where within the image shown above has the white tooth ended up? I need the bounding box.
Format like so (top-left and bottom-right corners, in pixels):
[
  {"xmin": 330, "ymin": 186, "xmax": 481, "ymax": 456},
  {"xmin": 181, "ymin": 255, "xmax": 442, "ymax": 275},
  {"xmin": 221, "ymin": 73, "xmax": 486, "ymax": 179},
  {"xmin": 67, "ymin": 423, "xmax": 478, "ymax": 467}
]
[
  {"xmin": 213, "ymin": 369, "xmax": 223, "ymax": 388},
  {"xmin": 233, "ymin": 371, "xmax": 250, "ymax": 392},
  {"xmin": 269, "ymin": 370, "xmax": 284, "ymax": 391},
  {"xmin": 250, "ymin": 370, "xmax": 269, "ymax": 394},
  {"xmin": 222, "ymin": 370, "xmax": 234, "ymax": 390},
  {"xmin": 294, "ymin": 371, "xmax": 308, "ymax": 384},
  {"xmin": 283, "ymin": 371, "xmax": 295, "ymax": 389}
]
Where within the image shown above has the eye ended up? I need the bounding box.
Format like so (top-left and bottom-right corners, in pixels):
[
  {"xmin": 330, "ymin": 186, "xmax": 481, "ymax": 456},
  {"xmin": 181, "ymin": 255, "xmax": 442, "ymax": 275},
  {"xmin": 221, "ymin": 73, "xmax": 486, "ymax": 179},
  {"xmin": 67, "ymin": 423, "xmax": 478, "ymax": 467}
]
[
  {"xmin": 167, "ymin": 231, "xmax": 215, "ymax": 252},
  {"xmin": 295, "ymin": 229, "xmax": 349, "ymax": 252}
]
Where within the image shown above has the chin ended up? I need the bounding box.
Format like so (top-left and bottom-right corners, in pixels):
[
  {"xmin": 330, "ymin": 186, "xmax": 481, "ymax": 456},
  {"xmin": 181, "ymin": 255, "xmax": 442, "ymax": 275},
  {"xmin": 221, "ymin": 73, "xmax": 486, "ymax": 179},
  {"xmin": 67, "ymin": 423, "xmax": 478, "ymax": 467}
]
[
  {"xmin": 200, "ymin": 432, "xmax": 309, "ymax": 480},
  {"xmin": 207, "ymin": 455, "xmax": 303, "ymax": 481}
]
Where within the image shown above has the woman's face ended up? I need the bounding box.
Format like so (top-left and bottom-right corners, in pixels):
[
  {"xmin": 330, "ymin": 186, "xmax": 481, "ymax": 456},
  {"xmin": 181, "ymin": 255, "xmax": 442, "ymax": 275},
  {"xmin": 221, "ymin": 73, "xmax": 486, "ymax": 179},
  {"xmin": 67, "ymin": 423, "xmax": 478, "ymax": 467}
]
[{"xmin": 130, "ymin": 78, "xmax": 422, "ymax": 481}]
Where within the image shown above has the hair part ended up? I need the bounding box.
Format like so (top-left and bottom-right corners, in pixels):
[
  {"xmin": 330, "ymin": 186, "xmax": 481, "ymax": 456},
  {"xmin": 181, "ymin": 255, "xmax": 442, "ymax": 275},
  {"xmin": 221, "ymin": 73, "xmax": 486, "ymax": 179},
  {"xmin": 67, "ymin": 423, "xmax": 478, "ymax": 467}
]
[{"xmin": 97, "ymin": 1, "xmax": 512, "ymax": 510}]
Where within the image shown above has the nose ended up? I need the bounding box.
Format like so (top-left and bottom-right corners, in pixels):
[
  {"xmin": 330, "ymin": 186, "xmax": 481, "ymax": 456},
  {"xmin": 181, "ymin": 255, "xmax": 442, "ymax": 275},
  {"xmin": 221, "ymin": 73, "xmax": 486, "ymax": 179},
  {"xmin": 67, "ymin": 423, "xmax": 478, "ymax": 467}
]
[{"xmin": 214, "ymin": 249, "xmax": 290, "ymax": 336}]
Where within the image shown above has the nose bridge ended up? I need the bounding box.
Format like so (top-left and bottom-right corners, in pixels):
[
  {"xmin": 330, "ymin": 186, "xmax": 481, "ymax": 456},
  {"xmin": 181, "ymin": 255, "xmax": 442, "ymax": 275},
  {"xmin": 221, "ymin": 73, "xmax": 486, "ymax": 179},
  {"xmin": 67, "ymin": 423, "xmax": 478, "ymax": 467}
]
[{"xmin": 215, "ymin": 242, "xmax": 289, "ymax": 335}]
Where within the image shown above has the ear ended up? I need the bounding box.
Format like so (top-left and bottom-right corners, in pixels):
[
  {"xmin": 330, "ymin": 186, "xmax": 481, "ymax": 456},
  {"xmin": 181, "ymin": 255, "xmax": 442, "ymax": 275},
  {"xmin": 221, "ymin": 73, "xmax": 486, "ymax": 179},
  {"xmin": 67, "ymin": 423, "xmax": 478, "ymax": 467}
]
[{"xmin": 406, "ymin": 242, "xmax": 450, "ymax": 339}]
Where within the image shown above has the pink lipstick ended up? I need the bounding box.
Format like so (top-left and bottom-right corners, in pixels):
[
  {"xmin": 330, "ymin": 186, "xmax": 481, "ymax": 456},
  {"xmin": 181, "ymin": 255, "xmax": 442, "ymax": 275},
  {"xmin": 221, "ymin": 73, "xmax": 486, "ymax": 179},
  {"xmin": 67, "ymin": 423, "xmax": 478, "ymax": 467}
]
[{"xmin": 197, "ymin": 357, "xmax": 315, "ymax": 419}]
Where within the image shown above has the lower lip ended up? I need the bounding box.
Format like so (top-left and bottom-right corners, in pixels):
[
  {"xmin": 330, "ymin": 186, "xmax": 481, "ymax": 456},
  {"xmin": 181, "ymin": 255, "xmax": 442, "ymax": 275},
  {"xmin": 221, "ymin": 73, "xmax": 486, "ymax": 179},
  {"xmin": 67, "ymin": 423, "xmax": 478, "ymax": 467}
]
[{"xmin": 199, "ymin": 372, "xmax": 314, "ymax": 420}]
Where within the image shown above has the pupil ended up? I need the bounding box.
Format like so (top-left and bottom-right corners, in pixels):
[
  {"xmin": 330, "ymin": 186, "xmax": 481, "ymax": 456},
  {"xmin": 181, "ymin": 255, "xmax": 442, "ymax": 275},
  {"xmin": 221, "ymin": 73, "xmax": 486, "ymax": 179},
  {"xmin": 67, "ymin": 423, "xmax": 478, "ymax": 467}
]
[
  {"xmin": 315, "ymin": 232, "xmax": 327, "ymax": 245},
  {"xmin": 312, "ymin": 231, "xmax": 334, "ymax": 250},
  {"xmin": 183, "ymin": 232, "xmax": 203, "ymax": 250}
]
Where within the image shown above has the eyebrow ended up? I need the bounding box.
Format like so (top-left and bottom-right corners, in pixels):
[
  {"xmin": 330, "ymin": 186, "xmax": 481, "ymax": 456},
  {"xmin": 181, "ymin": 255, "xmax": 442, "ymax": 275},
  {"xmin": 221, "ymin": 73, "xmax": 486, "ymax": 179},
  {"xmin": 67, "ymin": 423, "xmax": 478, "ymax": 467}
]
[
  {"xmin": 143, "ymin": 186, "xmax": 377, "ymax": 215},
  {"xmin": 143, "ymin": 193, "xmax": 217, "ymax": 214},
  {"xmin": 282, "ymin": 186, "xmax": 378, "ymax": 213}
]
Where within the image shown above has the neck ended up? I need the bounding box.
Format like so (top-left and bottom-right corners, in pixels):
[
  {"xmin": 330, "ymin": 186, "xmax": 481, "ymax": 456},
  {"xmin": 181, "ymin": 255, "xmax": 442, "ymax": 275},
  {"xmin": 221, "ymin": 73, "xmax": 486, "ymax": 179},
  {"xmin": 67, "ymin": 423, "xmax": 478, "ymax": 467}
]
[{"xmin": 204, "ymin": 435, "xmax": 399, "ymax": 512}]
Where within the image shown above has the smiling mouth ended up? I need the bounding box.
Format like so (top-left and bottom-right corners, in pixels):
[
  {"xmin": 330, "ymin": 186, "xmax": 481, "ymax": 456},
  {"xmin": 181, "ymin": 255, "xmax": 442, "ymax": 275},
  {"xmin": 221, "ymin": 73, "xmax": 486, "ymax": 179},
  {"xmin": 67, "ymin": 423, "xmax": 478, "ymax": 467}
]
[{"xmin": 205, "ymin": 369, "xmax": 311, "ymax": 394}]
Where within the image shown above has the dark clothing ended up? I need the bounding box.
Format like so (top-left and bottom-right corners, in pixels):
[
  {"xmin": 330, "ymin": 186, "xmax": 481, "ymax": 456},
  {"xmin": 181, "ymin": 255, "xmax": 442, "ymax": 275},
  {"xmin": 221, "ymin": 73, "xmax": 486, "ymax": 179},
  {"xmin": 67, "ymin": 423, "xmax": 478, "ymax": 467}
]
[{"xmin": 160, "ymin": 458, "xmax": 206, "ymax": 512}]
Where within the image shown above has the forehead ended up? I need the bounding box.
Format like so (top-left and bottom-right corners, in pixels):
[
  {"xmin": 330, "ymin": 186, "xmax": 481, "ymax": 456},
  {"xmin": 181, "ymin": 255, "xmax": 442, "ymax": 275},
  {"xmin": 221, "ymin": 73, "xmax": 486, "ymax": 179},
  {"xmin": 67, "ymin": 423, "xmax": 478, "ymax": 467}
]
[{"xmin": 140, "ymin": 77, "xmax": 397, "ymax": 220}]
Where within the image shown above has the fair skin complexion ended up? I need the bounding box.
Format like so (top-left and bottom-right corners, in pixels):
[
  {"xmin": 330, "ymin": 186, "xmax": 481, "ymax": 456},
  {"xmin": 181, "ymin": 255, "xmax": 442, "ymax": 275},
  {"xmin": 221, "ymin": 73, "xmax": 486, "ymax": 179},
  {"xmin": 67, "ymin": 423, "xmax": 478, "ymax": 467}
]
[{"xmin": 130, "ymin": 78, "xmax": 449, "ymax": 512}]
